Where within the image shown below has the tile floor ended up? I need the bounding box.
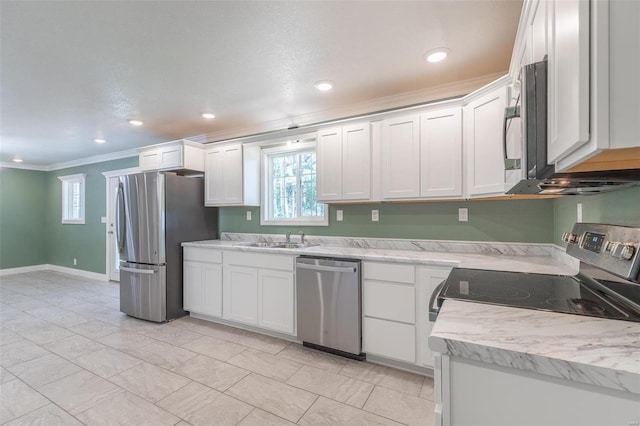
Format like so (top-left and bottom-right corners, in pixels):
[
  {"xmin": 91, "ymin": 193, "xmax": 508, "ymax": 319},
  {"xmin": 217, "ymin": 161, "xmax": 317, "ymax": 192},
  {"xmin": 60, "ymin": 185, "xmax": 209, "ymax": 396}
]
[{"xmin": 0, "ymin": 271, "xmax": 435, "ymax": 425}]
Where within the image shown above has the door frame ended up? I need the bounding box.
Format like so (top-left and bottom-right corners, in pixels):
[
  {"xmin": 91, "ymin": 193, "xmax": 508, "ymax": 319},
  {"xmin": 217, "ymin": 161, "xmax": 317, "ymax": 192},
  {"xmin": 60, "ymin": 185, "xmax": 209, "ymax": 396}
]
[{"xmin": 102, "ymin": 167, "xmax": 140, "ymax": 282}]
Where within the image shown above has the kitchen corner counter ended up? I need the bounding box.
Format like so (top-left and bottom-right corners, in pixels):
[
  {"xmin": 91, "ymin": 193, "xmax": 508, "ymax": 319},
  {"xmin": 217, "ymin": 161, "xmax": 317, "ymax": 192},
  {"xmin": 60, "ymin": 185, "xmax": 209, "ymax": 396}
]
[
  {"xmin": 429, "ymin": 299, "xmax": 640, "ymax": 394},
  {"xmin": 182, "ymin": 239, "xmax": 577, "ymax": 275}
]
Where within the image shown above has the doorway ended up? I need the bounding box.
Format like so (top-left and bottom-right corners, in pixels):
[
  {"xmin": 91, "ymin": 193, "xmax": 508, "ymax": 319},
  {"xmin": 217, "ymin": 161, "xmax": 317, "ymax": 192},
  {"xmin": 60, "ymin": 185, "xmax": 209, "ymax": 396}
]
[{"xmin": 103, "ymin": 167, "xmax": 140, "ymax": 282}]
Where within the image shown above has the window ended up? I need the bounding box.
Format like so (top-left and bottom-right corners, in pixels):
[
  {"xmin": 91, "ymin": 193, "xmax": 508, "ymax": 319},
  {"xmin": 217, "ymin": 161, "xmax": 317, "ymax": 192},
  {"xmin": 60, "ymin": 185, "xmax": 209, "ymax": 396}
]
[
  {"xmin": 58, "ymin": 173, "xmax": 86, "ymax": 224},
  {"xmin": 261, "ymin": 142, "xmax": 327, "ymax": 226}
]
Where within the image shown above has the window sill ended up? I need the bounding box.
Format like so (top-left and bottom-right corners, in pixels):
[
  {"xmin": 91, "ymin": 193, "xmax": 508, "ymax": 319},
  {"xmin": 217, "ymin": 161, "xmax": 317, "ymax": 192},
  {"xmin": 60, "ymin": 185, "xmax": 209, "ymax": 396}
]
[
  {"xmin": 61, "ymin": 220, "xmax": 85, "ymax": 225},
  {"xmin": 260, "ymin": 218, "xmax": 328, "ymax": 227}
]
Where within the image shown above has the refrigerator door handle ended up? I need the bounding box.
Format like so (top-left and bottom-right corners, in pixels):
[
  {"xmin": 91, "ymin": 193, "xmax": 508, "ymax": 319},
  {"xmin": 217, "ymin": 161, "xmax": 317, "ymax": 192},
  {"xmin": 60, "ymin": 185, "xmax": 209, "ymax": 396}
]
[
  {"xmin": 120, "ymin": 266, "xmax": 155, "ymax": 275},
  {"xmin": 115, "ymin": 182, "xmax": 126, "ymax": 253}
]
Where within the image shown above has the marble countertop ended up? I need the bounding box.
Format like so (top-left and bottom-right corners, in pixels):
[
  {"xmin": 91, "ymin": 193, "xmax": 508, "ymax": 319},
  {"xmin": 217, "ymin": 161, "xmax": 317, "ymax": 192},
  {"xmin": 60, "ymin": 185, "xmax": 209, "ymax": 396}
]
[
  {"xmin": 429, "ymin": 299, "xmax": 640, "ymax": 394},
  {"xmin": 182, "ymin": 238, "xmax": 576, "ymax": 275}
]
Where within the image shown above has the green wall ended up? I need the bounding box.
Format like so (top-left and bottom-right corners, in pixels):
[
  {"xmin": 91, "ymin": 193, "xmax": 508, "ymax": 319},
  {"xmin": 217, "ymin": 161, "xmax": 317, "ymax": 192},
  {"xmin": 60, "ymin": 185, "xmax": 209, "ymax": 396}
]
[
  {"xmin": 0, "ymin": 168, "xmax": 48, "ymax": 269},
  {"xmin": 219, "ymin": 199, "xmax": 556, "ymax": 243},
  {"xmin": 2, "ymin": 157, "xmax": 639, "ymax": 274},
  {"xmin": 45, "ymin": 158, "xmax": 138, "ymax": 274},
  {"xmin": 554, "ymin": 186, "xmax": 640, "ymax": 245}
]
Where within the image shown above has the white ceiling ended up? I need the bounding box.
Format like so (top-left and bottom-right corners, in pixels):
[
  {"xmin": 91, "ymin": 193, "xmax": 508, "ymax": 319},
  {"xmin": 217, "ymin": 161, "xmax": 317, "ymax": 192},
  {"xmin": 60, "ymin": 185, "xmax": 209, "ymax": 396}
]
[{"xmin": 1, "ymin": 0, "xmax": 522, "ymax": 167}]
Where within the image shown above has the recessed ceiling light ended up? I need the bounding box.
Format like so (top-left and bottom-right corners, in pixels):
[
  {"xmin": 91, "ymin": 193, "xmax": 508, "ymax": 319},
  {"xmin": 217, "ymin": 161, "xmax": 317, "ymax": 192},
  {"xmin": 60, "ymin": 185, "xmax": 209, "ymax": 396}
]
[
  {"xmin": 202, "ymin": 113, "xmax": 215, "ymax": 119},
  {"xmin": 129, "ymin": 120, "xmax": 143, "ymax": 126},
  {"xmin": 94, "ymin": 138, "xmax": 106, "ymax": 144},
  {"xmin": 314, "ymin": 80, "xmax": 334, "ymax": 91},
  {"xmin": 12, "ymin": 157, "xmax": 23, "ymax": 163},
  {"xmin": 425, "ymin": 48, "xmax": 450, "ymax": 63}
]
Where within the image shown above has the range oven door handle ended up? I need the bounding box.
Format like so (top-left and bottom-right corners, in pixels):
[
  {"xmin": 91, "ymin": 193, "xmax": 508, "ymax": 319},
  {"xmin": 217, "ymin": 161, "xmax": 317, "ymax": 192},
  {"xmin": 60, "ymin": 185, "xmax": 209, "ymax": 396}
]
[{"xmin": 429, "ymin": 281, "xmax": 446, "ymax": 322}]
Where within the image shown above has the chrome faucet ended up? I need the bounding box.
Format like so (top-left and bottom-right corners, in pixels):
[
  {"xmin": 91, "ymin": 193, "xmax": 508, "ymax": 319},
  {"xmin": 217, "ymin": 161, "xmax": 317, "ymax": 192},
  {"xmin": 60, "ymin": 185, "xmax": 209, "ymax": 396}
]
[
  {"xmin": 285, "ymin": 231, "xmax": 292, "ymax": 244},
  {"xmin": 299, "ymin": 231, "xmax": 305, "ymax": 245}
]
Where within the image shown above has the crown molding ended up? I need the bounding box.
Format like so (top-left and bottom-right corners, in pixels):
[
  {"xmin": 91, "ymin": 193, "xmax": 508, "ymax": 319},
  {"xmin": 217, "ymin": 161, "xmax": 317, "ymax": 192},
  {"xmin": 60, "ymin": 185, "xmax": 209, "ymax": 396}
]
[
  {"xmin": 196, "ymin": 71, "xmax": 506, "ymax": 144},
  {"xmin": 0, "ymin": 162, "xmax": 49, "ymax": 171},
  {"xmin": 1, "ymin": 149, "xmax": 138, "ymax": 172}
]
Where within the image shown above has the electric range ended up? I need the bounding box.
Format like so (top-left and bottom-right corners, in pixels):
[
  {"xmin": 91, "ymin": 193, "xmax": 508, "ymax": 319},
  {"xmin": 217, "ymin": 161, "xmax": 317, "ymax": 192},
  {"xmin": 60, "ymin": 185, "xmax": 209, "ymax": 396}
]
[{"xmin": 429, "ymin": 223, "xmax": 640, "ymax": 322}]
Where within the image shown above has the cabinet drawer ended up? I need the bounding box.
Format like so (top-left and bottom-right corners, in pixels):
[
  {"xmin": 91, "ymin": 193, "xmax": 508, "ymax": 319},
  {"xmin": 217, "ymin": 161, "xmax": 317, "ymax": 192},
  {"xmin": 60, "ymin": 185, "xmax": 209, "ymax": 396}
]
[
  {"xmin": 364, "ymin": 317, "xmax": 415, "ymax": 363},
  {"xmin": 363, "ymin": 262, "xmax": 415, "ymax": 283},
  {"xmin": 183, "ymin": 247, "xmax": 222, "ymax": 263},
  {"xmin": 364, "ymin": 280, "xmax": 415, "ymax": 323},
  {"xmin": 224, "ymin": 251, "xmax": 294, "ymax": 271}
]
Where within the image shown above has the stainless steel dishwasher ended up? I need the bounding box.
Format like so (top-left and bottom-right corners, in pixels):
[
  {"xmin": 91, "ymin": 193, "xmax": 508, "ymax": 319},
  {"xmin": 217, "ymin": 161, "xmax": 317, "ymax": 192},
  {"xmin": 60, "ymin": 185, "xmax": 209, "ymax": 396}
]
[{"xmin": 295, "ymin": 256, "xmax": 364, "ymax": 360}]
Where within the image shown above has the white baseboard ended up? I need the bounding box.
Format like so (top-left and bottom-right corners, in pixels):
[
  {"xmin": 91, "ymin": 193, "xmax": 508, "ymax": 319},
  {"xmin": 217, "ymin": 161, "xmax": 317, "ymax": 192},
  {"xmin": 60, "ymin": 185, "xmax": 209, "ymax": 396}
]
[
  {"xmin": 0, "ymin": 264, "xmax": 108, "ymax": 281},
  {"xmin": 0, "ymin": 264, "xmax": 48, "ymax": 276}
]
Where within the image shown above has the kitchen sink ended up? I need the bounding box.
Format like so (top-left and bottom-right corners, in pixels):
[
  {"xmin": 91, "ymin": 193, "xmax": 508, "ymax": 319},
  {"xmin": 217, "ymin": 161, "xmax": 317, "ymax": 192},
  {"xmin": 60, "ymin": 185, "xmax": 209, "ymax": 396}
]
[{"xmin": 236, "ymin": 242, "xmax": 316, "ymax": 249}]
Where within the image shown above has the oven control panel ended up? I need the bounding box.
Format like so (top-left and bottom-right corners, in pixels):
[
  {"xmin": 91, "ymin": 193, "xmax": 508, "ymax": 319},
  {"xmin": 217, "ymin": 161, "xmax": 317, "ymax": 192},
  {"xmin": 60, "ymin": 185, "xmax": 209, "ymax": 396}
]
[{"xmin": 565, "ymin": 223, "xmax": 640, "ymax": 283}]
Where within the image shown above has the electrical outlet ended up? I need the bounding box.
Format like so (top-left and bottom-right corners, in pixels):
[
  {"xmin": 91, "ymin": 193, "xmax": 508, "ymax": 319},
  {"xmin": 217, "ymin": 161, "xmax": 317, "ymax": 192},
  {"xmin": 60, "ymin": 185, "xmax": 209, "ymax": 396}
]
[
  {"xmin": 101, "ymin": 217, "xmax": 107, "ymax": 224},
  {"xmin": 371, "ymin": 210, "xmax": 379, "ymax": 222},
  {"xmin": 458, "ymin": 208, "xmax": 468, "ymax": 222},
  {"xmin": 73, "ymin": 258, "xmax": 77, "ymax": 266},
  {"xmin": 336, "ymin": 210, "xmax": 344, "ymax": 221},
  {"xmin": 577, "ymin": 203, "xmax": 583, "ymax": 223},
  {"xmin": 246, "ymin": 211, "xmax": 252, "ymax": 221}
]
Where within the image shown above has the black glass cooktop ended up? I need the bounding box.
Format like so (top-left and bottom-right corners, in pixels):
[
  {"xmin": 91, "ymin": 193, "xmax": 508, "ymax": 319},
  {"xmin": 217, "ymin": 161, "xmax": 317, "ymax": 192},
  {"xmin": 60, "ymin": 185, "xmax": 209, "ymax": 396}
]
[{"xmin": 439, "ymin": 268, "xmax": 640, "ymax": 322}]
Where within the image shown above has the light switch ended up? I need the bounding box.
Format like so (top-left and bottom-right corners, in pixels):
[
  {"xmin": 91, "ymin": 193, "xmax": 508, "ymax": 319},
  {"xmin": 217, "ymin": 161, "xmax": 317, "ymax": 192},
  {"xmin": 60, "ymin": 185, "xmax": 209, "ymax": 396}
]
[
  {"xmin": 458, "ymin": 208, "xmax": 468, "ymax": 222},
  {"xmin": 371, "ymin": 210, "xmax": 379, "ymax": 222},
  {"xmin": 336, "ymin": 210, "xmax": 344, "ymax": 221},
  {"xmin": 101, "ymin": 217, "xmax": 107, "ymax": 224},
  {"xmin": 246, "ymin": 211, "xmax": 252, "ymax": 221}
]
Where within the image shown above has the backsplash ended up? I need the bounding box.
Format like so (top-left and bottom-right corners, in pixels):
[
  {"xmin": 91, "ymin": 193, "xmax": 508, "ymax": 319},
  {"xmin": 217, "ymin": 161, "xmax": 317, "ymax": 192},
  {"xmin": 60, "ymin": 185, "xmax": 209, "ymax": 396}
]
[{"xmin": 219, "ymin": 199, "xmax": 556, "ymax": 243}]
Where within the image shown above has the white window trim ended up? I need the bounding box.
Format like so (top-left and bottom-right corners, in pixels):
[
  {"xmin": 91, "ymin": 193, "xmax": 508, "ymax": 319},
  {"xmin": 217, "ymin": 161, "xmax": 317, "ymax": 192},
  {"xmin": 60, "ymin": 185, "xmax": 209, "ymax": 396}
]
[
  {"xmin": 58, "ymin": 173, "xmax": 86, "ymax": 224},
  {"xmin": 261, "ymin": 142, "xmax": 328, "ymax": 226}
]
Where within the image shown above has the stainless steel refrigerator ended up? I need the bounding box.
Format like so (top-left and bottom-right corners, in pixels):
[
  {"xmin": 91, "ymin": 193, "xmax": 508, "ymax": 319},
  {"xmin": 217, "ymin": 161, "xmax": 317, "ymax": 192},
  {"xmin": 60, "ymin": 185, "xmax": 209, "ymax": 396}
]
[{"xmin": 116, "ymin": 171, "xmax": 217, "ymax": 322}]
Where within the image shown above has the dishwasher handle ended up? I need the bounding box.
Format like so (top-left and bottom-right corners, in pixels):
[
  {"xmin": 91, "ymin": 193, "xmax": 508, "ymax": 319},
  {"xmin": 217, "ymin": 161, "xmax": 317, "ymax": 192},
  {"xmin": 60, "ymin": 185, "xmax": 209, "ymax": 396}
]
[
  {"xmin": 296, "ymin": 263, "xmax": 357, "ymax": 274},
  {"xmin": 428, "ymin": 281, "xmax": 446, "ymax": 322}
]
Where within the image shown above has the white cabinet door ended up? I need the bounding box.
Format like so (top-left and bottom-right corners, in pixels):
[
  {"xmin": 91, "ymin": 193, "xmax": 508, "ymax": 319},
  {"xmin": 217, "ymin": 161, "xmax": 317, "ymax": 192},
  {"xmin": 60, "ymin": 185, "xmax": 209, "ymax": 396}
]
[
  {"xmin": 417, "ymin": 267, "xmax": 451, "ymax": 368},
  {"xmin": 257, "ymin": 270, "xmax": 295, "ymax": 334},
  {"xmin": 158, "ymin": 145, "xmax": 182, "ymax": 169},
  {"xmin": 547, "ymin": 0, "xmax": 590, "ymax": 162},
  {"xmin": 529, "ymin": 0, "xmax": 548, "ymax": 63},
  {"xmin": 465, "ymin": 85, "xmax": 508, "ymax": 197},
  {"xmin": 202, "ymin": 263, "xmax": 222, "ymax": 318},
  {"xmin": 420, "ymin": 108, "xmax": 463, "ymax": 198},
  {"xmin": 316, "ymin": 127, "xmax": 343, "ymax": 201},
  {"xmin": 183, "ymin": 260, "xmax": 203, "ymax": 313},
  {"xmin": 381, "ymin": 115, "xmax": 421, "ymax": 199},
  {"xmin": 222, "ymin": 144, "xmax": 244, "ymax": 204},
  {"xmin": 223, "ymin": 265, "xmax": 258, "ymax": 325},
  {"xmin": 204, "ymin": 148, "xmax": 224, "ymax": 205},
  {"xmin": 139, "ymin": 150, "xmax": 159, "ymax": 170},
  {"xmin": 342, "ymin": 123, "xmax": 371, "ymax": 200},
  {"xmin": 364, "ymin": 317, "xmax": 416, "ymax": 363}
]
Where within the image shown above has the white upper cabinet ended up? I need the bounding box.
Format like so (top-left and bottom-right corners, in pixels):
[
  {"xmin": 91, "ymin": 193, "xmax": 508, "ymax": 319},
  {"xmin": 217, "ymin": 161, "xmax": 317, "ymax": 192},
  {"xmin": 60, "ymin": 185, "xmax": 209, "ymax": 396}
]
[
  {"xmin": 381, "ymin": 115, "xmax": 421, "ymax": 199},
  {"xmin": 420, "ymin": 108, "xmax": 463, "ymax": 199},
  {"xmin": 138, "ymin": 139, "xmax": 204, "ymax": 172},
  {"xmin": 464, "ymin": 83, "xmax": 509, "ymax": 197},
  {"xmin": 316, "ymin": 127, "xmax": 344, "ymax": 201},
  {"xmin": 204, "ymin": 143, "xmax": 260, "ymax": 206},
  {"xmin": 547, "ymin": 0, "xmax": 590, "ymax": 163},
  {"xmin": 317, "ymin": 123, "xmax": 371, "ymax": 202}
]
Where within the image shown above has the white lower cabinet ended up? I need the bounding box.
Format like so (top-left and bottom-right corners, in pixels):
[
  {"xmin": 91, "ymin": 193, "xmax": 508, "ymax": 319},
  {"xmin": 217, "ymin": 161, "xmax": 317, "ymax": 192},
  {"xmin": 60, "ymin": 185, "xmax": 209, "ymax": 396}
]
[
  {"xmin": 223, "ymin": 265, "xmax": 259, "ymax": 325},
  {"xmin": 364, "ymin": 317, "xmax": 416, "ymax": 363},
  {"xmin": 362, "ymin": 262, "xmax": 417, "ymax": 363},
  {"xmin": 183, "ymin": 248, "xmax": 223, "ymax": 318},
  {"xmin": 222, "ymin": 251, "xmax": 296, "ymax": 335},
  {"xmin": 362, "ymin": 261, "xmax": 452, "ymax": 369},
  {"xmin": 258, "ymin": 269, "xmax": 295, "ymax": 334}
]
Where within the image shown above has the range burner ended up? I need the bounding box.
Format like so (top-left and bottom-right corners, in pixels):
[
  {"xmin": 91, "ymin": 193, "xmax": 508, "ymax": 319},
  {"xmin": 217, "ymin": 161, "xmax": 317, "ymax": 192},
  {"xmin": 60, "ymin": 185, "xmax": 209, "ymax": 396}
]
[
  {"xmin": 545, "ymin": 298, "xmax": 606, "ymax": 315},
  {"xmin": 473, "ymin": 286, "xmax": 531, "ymax": 300}
]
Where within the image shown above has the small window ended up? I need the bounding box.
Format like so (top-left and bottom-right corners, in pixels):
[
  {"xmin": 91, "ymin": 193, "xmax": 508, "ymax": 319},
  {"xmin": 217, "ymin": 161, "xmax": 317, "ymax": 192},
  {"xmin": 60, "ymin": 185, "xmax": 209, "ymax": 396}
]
[
  {"xmin": 58, "ymin": 173, "xmax": 86, "ymax": 224},
  {"xmin": 261, "ymin": 142, "xmax": 327, "ymax": 226}
]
